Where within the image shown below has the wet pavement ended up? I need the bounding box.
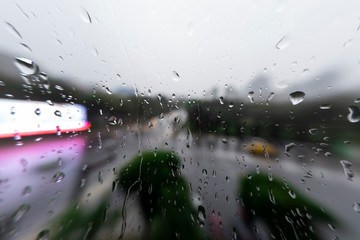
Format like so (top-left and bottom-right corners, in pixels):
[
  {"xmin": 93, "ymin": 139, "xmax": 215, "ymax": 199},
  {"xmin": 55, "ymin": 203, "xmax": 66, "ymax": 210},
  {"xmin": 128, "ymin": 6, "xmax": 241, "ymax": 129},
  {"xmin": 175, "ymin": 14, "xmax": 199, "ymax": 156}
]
[{"xmin": 1, "ymin": 111, "xmax": 360, "ymax": 239}]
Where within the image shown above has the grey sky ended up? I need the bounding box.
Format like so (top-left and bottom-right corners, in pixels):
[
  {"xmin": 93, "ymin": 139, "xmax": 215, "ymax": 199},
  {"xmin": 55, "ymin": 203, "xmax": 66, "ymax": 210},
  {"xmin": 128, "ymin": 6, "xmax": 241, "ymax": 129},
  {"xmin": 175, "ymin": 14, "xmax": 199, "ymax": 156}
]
[{"xmin": 0, "ymin": 0, "xmax": 359, "ymax": 99}]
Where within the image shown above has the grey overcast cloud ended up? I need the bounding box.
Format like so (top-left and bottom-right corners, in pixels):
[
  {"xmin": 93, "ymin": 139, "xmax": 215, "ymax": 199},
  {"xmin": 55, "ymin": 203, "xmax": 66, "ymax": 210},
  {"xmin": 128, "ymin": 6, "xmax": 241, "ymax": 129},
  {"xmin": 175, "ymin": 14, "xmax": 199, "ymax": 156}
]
[{"xmin": 0, "ymin": 0, "xmax": 359, "ymax": 99}]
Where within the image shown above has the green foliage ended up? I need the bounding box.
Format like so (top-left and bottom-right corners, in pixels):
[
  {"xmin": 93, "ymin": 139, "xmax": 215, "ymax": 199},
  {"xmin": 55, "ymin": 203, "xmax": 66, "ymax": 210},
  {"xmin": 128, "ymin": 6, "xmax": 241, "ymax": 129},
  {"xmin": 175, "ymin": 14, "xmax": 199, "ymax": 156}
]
[
  {"xmin": 118, "ymin": 150, "xmax": 205, "ymax": 240},
  {"xmin": 238, "ymin": 174, "xmax": 335, "ymax": 240}
]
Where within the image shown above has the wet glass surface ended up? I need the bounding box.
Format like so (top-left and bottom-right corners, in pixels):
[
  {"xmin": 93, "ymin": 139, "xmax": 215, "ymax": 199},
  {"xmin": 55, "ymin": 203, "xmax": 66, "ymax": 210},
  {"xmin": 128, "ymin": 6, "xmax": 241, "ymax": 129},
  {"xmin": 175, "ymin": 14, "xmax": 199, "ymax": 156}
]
[{"xmin": 1, "ymin": 1, "xmax": 360, "ymax": 240}]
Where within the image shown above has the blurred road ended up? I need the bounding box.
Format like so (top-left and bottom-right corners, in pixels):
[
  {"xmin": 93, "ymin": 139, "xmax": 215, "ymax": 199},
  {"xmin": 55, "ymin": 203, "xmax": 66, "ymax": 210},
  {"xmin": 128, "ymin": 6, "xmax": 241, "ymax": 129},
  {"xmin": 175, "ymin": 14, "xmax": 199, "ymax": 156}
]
[{"xmin": 1, "ymin": 109, "xmax": 360, "ymax": 240}]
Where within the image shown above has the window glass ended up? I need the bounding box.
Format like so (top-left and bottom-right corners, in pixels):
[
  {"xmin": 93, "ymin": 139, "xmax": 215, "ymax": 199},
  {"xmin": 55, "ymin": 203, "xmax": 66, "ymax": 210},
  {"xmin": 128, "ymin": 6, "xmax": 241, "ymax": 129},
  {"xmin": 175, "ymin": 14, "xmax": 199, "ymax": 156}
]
[{"xmin": 1, "ymin": 1, "xmax": 360, "ymax": 239}]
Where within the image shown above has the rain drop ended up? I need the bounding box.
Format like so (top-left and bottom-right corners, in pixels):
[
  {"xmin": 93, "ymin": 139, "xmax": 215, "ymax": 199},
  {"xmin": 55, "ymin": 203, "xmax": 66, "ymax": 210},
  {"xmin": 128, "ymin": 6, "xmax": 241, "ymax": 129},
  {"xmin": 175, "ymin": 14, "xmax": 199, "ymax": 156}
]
[
  {"xmin": 39, "ymin": 72, "xmax": 50, "ymax": 90},
  {"xmin": 276, "ymin": 35, "xmax": 291, "ymax": 50},
  {"xmin": 52, "ymin": 172, "xmax": 65, "ymax": 183},
  {"xmin": 219, "ymin": 96, "xmax": 224, "ymax": 105},
  {"xmin": 36, "ymin": 229, "xmax": 50, "ymax": 240},
  {"xmin": 308, "ymin": 128, "xmax": 319, "ymax": 135},
  {"xmin": 268, "ymin": 188, "xmax": 276, "ymax": 204},
  {"xmin": 288, "ymin": 190, "xmax": 296, "ymax": 199},
  {"xmin": 20, "ymin": 43, "xmax": 32, "ymax": 53},
  {"xmin": 266, "ymin": 92, "xmax": 275, "ymax": 105},
  {"xmin": 340, "ymin": 160, "xmax": 354, "ymax": 180},
  {"xmin": 4, "ymin": 22, "xmax": 22, "ymax": 39},
  {"xmin": 10, "ymin": 106, "xmax": 16, "ymax": 115},
  {"xmin": 108, "ymin": 116, "xmax": 117, "ymax": 125},
  {"xmin": 54, "ymin": 110, "xmax": 61, "ymax": 117},
  {"xmin": 98, "ymin": 171, "xmax": 103, "ymax": 184},
  {"xmin": 289, "ymin": 91, "xmax": 305, "ymax": 105},
  {"xmin": 353, "ymin": 203, "xmax": 360, "ymax": 213},
  {"xmin": 172, "ymin": 71, "xmax": 180, "ymax": 82},
  {"xmin": 159, "ymin": 112, "xmax": 164, "ymax": 120},
  {"xmin": 319, "ymin": 104, "xmax": 332, "ymax": 110},
  {"xmin": 14, "ymin": 57, "xmax": 39, "ymax": 76},
  {"xmin": 347, "ymin": 106, "xmax": 360, "ymax": 123},
  {"xmin": 343, "ymin": 39, "xmax": 353, "ymax": 47},
  {"xmin": 12, "ymin": 204, "xmax": 30, "ymax": 222},
  {"xmin": 198, "ymin": 205, "xmax": 206, "ymax": 222},
  {"xmin": 22, "ymin": 186, "xmax": 31, "ymax": 197},
  {"xmin": 80, "ymin": 7, "xmax": 92, "ymax": 23},
  {"xmin": 55, "ymin": 85, "xmax": 64, "ymax": 91},
  {"xmin": 248, "ymin": 91, "xmax": 254, "ymax": 103},
  {"xmin": 284, "ymin": 142, "xmax": 296, "ymax": 156},
  {"xmin": 186, "ymin": 128, "xmax": 192, "ymax": 148},
  {"xmin": 80, "ymin": 178, "xmax": 86, "ymax": 188},
  {"xmin": 104, "ymin": 86, "xmax": 112, "ymax": 95}
]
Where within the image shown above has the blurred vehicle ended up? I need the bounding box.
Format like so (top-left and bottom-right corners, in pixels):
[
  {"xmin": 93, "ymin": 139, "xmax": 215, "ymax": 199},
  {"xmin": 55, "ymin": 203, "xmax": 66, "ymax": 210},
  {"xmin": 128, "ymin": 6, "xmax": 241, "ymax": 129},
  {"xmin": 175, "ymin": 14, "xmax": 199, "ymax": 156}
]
[{"xmin": 244, "ymin": 139, "xmax": 277, "ymax": 157}]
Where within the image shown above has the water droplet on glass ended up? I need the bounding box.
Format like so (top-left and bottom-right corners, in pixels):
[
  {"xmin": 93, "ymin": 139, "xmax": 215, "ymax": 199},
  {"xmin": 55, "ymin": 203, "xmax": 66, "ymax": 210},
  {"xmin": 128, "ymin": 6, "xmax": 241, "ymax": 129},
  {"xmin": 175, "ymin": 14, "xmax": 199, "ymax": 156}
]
[
  {"xmin": 354, "ymin": 98, "xmax": 360, "ymax": 103},
  {"xmin": 10, "ymin": 106, "xmax": 16, "ymax": 115},
  {"xmin": 159, "ymin": 112, "xmax": 164, "ymax": 120},
  {"xmin": 172, "ymin": 71, "xmax": 180, "ymax": 82},
  {"xmin": 104, "ymin": 86, "xmax": 112, "ymax": 95},
  {"xmin": 198, "ymin": 205, "xmax": 206, "ymax": 222},
  {"xmin": 347, "ymin": 106, "xmax": 360, "ymax": 123},
  {"xmin": 80, "ymin": 7, "xmax": 92, "ymax": 23},
  {"xmin": 55, "ymin": 85, "xmax": 64, "ymax": 91},
  {"xmin": 52, "ymin": 172, "xmax": 65, "ymax": 183},
  {"xmin": 308, "ymin": 128, "xmax": 319, "ymax": 135},
  {"xmin": 0, "ymin": 81, "xmax": 5, "ymax": 87},
  {"xmin": 4, "ymin": 22, "xmax": 22, "ymax": 39},
  {"xmin": 14, "ymin": 57, "xmax": 39, "ymax": 76},
  {"xmin": 90, "ymin": 47, "xmax": 98, "ymax": 56},
  {"xmin": 288, "ymin": 190, "xmax": 296, "ymax": 199},
  {"xmin": 353, "ymin": 203, "xmax": 360, "ymax": 213},
  {"xmin": 39, "ymin": 72, "xmax": 50, "ymax": 90},
  {"xmin": 276, "ymin": 35, "xmax": 291, "ymax": 49},
  {"xmin": 98, "ymin": 171, "xmax": 103, "ymax": 184},
  {"xmin": 319, "ymin": 104, "xmax": 332, "ymax": 110},
  {"xmin": 221, "ymin": 138, "xmax": 228, "ymax": 144},
  {"xmin": 248, "ymin": 91, "xmax": 254, "ymax": 103},
  {"xmin": 22, "ymin": 186, "xmax": 31, "ymax": 197},
  {"xmin": 20, "ymin": 43, "xmax": 32, "ymax": 53},
  {"xmin": 187, "ymin": 22, "xmax": 194, "ymax": 36},
  {"xmin": 343, "ymin": 39, "xmax": 353, "ymax": 47},
  {"xmin": 219, "ymin": 96, "xmax": 224, "ymax": 105},
  {"xmin": 340, "ymin": 160, "xmax": 354, "ymax": 180},
  {"xmin": 54, "ymin": 110, "xmax": 62, "ymax": 117},
  {"xmin": 302, "ymin": 68, "xmax": 310, "ymax": 76},
  {"xmin": 202, "ymin": 169, "xmax": 208, "ymax": 176},
  {"xmin": 268, "ymin": 188, "xmax": 276, "ymax": 204},
  {"xmin": 97, "ymin": 131, "xmax": 102, "ymax": 149},
  {"xmin": 14, "ymin": 133, "xmax": 22, "ymax": 141},
  {"xmin": 148, "ymin": 121, "xmax": 153, "ymax": 128},
  {"xmin": 289, "ymin": 91, "xmax": 305, "ymax": 105},
  {"xmin": 186, "ymin": 128, "xmax": 192, "ymax": 148},
  {"xmin": 46, "ymin": 100, "xmax": 54, "ymax": 106},
  {"xmin": 284, "ymin": 142, "xmax": 296, "ymax": 155},
  {"xmin": 265, "ymin": 92, "xmax": 275, "ymax": 105},
  {"xmin": 108, "ymin": 116, "xmax": 117, "ymax": 125},
  {"xmin": 36, "ymin": 229, "xmax": 50, "ymax": 240},
  {"xmin": 12, "ymin": 204, "xmax": 30, "ymax": 222},
  {"xmin": 80, "ymin": 178, "xmax": 86, "ymax": 188}
]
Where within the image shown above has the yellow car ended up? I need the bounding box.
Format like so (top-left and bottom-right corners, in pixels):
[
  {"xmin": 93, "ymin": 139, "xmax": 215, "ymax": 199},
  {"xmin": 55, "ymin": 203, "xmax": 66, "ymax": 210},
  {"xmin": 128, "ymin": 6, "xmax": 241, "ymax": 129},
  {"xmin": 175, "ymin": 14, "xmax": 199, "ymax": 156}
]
[{"xmin": 245, "ymin": 140, "xmax": 277, "ymax": 157}]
